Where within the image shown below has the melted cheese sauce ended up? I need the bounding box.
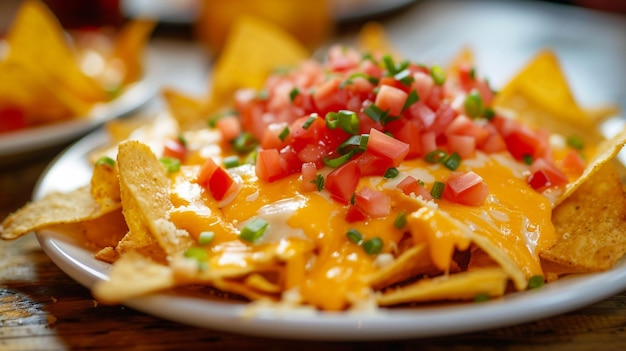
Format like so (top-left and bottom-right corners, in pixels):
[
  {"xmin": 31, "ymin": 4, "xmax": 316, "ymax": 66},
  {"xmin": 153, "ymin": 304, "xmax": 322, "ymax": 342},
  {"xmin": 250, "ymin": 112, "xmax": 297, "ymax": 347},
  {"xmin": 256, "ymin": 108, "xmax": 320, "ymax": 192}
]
[{"xmin": 167, "ymin": 151, "xmax": 557, "ymax": 310}]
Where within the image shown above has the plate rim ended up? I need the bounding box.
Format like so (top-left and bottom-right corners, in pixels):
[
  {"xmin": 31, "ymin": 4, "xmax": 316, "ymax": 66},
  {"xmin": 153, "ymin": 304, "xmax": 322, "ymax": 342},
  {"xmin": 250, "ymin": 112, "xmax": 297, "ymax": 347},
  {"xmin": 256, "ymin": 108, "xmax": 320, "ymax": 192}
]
[{"xmin": 33, "ymin": 127, "xmax": 626, "ymax": 341}]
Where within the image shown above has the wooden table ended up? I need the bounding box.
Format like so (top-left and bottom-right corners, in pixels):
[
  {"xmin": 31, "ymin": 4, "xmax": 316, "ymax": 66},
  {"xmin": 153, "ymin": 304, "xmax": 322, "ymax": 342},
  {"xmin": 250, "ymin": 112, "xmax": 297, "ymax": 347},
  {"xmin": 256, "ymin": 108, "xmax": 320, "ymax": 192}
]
[{"xmin": 2, "ymin": 1, "xmax": 626, "ymax": 349}]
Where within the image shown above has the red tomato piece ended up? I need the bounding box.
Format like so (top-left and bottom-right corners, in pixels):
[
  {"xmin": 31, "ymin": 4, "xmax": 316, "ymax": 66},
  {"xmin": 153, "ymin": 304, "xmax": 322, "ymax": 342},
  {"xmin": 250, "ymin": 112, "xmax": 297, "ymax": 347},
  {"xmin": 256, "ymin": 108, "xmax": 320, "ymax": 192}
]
[
  {"xmin": 197, "ymin": 158, "xmax": 235, "ymax": 200},
  {"xmin": 325, "ymin": 160, "xmax": 361, "ymax": 203},
  {"xmin": 300, "ymin": 162, "xmax": 318, "ymax": 192},
  {"xmin": 312, "ymin": 77, "xmax": 348, "ymax": 115},
  {"xmin": 216, "ymin": 116, "xmax": 241, "ymax": 142},
  {"xmin": 561, "ymin": 149, "xmax": 586, "ymax": 177},
  {"xmin": 197, "ymin": 158, "xmax": 219, "ymax": 188},
  {"xmin": 392, "ymin": 120, "xmax": 423, "ymax": 159},
  {"xmin": 261, "ymin": 123, "xmax": 290, "ymax": 150},
  {"xmin": 162, "ymin": 138, "xmax": 187, "ymax": 161},
  {"xmin": 355, "ymin": 150, "xmax": 394, "ymax": 177},
  {"xmin": 375, "ymin": 85, "xmax": 408, "ymax": 117},
  {"xmin": 256, "ymin": 149, "xmax": 287, "ymax": 182},
  {"xmin": 345, "ymin": 205, "xmax": 367, "ymax": 223},
  {"xmin": 410, "ymin": 71, "xmax": 434, "ymax": 104},
  {"xmin": 0, "ymin": 107, "xmax": 26, "ymax": 133},
  {"xmin": 355, "ymin": 187, "xmax": 391, "ymax": 218},
  {"xmin": 367, "ymin": 128, "xmax": 409, "ymax": 166},
  {"xmin": 528, "ymin": 158, "xmax": 569, "ymax": 192},
  {"xmin": 396, "ymin": 175, "xmax": 433, "ymax": 201},
  {"xmin": 443, "ymin": 171, "xmax": 489, "ymax": 206},
  {"xmin": 447, "ymin": 134, "xmax": 476, "ymax": 159},
  {"xmin": 504, "ymin": 126, "xmax": 548, "ymax": 160}
]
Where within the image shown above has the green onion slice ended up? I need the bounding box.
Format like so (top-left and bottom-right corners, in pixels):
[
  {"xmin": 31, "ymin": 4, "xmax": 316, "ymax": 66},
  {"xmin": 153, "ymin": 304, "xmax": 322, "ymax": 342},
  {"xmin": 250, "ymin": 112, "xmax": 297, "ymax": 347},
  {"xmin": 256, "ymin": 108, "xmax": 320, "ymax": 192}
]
[
  {"xmin": 159, "ymin": 157, "xmax": 181, "ymax": 173},
  {"xmin": 401, "ymin": 90, "xmax": 420, "ymax": 112},
  {"xmin": 346, "ymin": 229, "xmax": 363, "ymax": 245},
  {"xmin": 95, "ymin": 156, "xmax": 115, "ymax": 167},
  {"xmin": 566, "ymin": 135, "xmax": 584, "ymax": 150},
  {"xmin": 464, "ymin": 89, "xmax": 484, "ymax": 118},
  {"xmin": 431, "ymin": 181, "xmax": 445, "ymax": 199},
  {"xmin": 279, "ymin": 126, "xmax": 290, "ymax": 142},
  {"xmin": 430, "ymin": 65, "xmax": 447, "ymax": 86},
  {"xmin": 302, "ymin": 115, "xmax": 318, "ymax": 129},
  {"xmin": 223, "ymin": 155, "xmax": 240, "ymax": 169},
  {"xmin": 289, "ymin": 87, "xmax": 300, "ymax": 102},
  {"xmin": 311, "ymin": 174, "xmax": 325, "ymax": 191},
  {"xmin": 425, "ymin": 149, "xmax": 448, "ymax": 163},
  {"xmin": 522, "ymin": 154, "xmax": 533, "ymax": 165},
  {"xmin": 528, "ymin": 275, "xmax": 545, "ymax": 289},
  {"xmin": 198, "ymin": 231, "xmax": 215, "ymax": 245},
  {"xmin": 363, "ymin": 237, "xmax": 383, "ymax": 255},
  {"xmin": 232, "ymin": 132, "xmax": 258, "ymax": 154},
  {"xmin": 239, "ymin": 218, "xmax": 269, "ymax": 242},
  {"xmin": 442, "ymin": 152, "xmax": 461, "ymax": 171},
  {"xmin": 393, "ymin": 212, "xmax": 407, "ymax": 229},
  {"xmin": 384, "ymin": 167, "xmax": 399, "ymax": 179},
  {"xmin": 323, "ymin": 151, "xmax": 355, "ymax": 168}
]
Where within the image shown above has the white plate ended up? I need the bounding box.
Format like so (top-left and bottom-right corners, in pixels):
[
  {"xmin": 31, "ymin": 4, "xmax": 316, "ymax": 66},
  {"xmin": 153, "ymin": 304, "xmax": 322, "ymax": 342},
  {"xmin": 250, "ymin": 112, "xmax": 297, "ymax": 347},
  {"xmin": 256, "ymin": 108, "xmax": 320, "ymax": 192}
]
[
  {"xmin": 0, "ymin": 76, "xmax": 155, "ymax": 159},
  {"xmin": 33, "ymin": 128, "xmax": 626, "ymax": 341}
]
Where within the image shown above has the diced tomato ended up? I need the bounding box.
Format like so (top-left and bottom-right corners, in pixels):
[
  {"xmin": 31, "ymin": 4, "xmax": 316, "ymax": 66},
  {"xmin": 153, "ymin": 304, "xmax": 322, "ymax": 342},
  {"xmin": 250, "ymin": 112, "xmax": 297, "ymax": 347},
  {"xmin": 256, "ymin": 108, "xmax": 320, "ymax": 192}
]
[
  {"xmin": 528, "ymin": 158, "xmax": 569, "ymax": 192},
  {"xmin": 478, "ymin": 124, "xmax": 507, "ymax": 153},
  {"xmin": 443, "ymin": 171, "xmax": 489, "ymax": 206},
  {"xmin": 355, "ymin": 150, "xmax": 394, "ymax": 177},
  {"xmin": 0, "ymin": 107, "xmax": 26, "ymax": 133},
  {"xmin": 197, "ymin": 158, "xmax": 235, "ymax": 201},
  {"xmin": 162, "ymin": 138, "xmax": 187, "ymax": 161},
  {"xmin": 560, "ymin": 149, "xmax": 586, "ymax": 177},
  {"xmin": 279, "ymin": 147, "xmax": 303, "ymax": 175},
  {"xmin": 325, "ymin": 160, "xmax": 361, "ymax": 203},
  {"xmin": 300, "ymin": 162, "xmax": 318, "ymax": 192},
  {"xmin": 425, "ymin": 85, "xmax": 444, "ymax": 111},
  {"xmin": 503, "ymin": 125, "xmax": 548, "ymax": 161},
  {"xmin": 345, "ymin": 205, "xmax": 367, "ymax": 223},
  {"xmin": 447, "ymin": 135, "xmax": 476, "ymax": 159},
  {"xmin": 397, "ymin": 175, "xmax": 433, "ymax": 201},
  {"xmin": 411, "ymin": 71, "xmax": 434, "ymax": 104},
  {"xmin": 256, "ymin": 149, "xmax": 286, "ymax": 182},
  {"xmin": 444, "ymin": 114, "xmax": 489, "ymax": 145},
  {"xmin": 235, "ymin": 88, "xmax": 267, "ymax": 140},
  {"xmin": 297, "ymin": 143, "xmax": 327, "ymax": 165},
  {"xmin": 261, "ymin": 123, "xmax": 290, "ymax": 150},
  {"xmin": 216, "ymin": 116, "xmax": 241, "ymax": 142},
  {"xmin": 420, "ymin": 131, "xmax": 437, "ymax": 155},
  {"xmin": 392, "ymin": 120, "xmax": 422, "ymax": 159},
  {"xmin": 366, "ymin": 128, "xmax": 409, "ymax": 166},
  {"xmin": 428, "ymin": 103, "xmax": 457, "ymax": 136},
  {"xmin": 374, "ymin": 85, "xmax": 408, "ymax": 117},
  {"xmin": 313, "ymin": 77, "xmax": 348, "ymax": 115},
  {"xmin": 354, "ymin": 187, "xmax": 391, "ymax": 218},
  {"xmin": 289, "ymin": 115, "xmax": 325, "ymax": 152}
]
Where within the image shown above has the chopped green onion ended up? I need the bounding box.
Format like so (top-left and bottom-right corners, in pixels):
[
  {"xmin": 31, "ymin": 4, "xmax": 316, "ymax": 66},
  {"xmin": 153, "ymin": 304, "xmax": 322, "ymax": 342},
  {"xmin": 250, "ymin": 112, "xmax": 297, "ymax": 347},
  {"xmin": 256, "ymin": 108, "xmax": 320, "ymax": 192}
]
[
  {"xmin": 346, "ymin": 228, "xmax": 363, "ymax": 245},
  {"xmin": 183, "ymin": 247, "xmax": 208, "ymax": 270},
  {"xmin": 207, "ymin": 109, "xmax": 237, "ymax": 128},
  {"xmin": 382, "ymin": 55, "xmax": 397, "ymax": 74},
  {"xmin": 464, "ymin": 89, "xmax": 484, "ymax": 118},
  {"xmin": 442, "ymin": 152, "xmax": 461, "ymax": 171},
  {"xmin": 482, "ymin": 107, "xmax": 495, "ymax": 120},
  {"xmin": 350, "ymin": 192, "xmax": 356, "ymax": 205},
  {"xmin": 279, "ymin": 126, "xmax": 290, "ymax": 141},
  {"xmin": 311, "ymin": 174, "xmax": 325, "ymax": 191},
  {"xmin": 393, "ymin": 68, "xmax": 414, "ymax": 86},
  {"xmin": 401, "ymin": 90, "xmax": 420, "ymax": 112},
  {"xmin": 325, "ymin": 112, "xmax": 339, "ymax": 129},
  {"xmin": 159, "ymin": 157, "xmax": 181, "ymax": 173},
  {"xmin": 364, "ymin": 104, "xmax": 391, "ymax": 124},
  {"xmin": 223, "ymin": 155, "xmax": 240, "ymax": 169},
  {"xmin": 232, "ymin": 132, "xmax": 258, "ymax": 154},
  {"xmin": 384, "ymin": 167, "xmax": 399, "ymax": 179},
  {"xmin": 528, "ymin": 275, "xmax": 545, "ymax": 289},
  {"xmin": 302, "ymin": 115, "xmax": 317, "ymax": 129},
  {"xmin": 323, "ymin": 151, "xmax": 355, "ymax": 168},
  {"xmin": 198, "ymin": 231, "xmax": 215, "ymax": 245},
  {"xmin": 425, "ymin": 149, "xmax": 448, "ymax": 163},
  {"xmin": 363, "ymin": 237, "xmax": 383, "ymax": 255},
  {"xmin": 393, "ymin": 212, "xmax": 406, "ymax": 229},
  {"xmin": 430, "ymin": 65, "xmax": 447, "ymax": 86},
  {"xmin": 474, "ymin": 293, "xmax": 490, "ymax": 303},
  {"xmin": 567, "ymin": 135, "xmax": 584, "ymax": 150},
  {"xmin": 469, "ymin": 67, "xmax": 476, "ymax": 80},
  {"xmin": 522, "ymin": 154, "xmax": 533, "ymax": 165},
  {"xmin": 431, "ymin": 181, "xmax": 445, "ymax": 199},
  {"xmin": 338, "ymin": 135, "xmax": 367, "ymax": 154},
  {"xmin": 243, "ymin": 150, "xmax": 258, "ymax": 165},
  {"xmin": 340, "ymin": 73, "xmax": 379, "ymax": 88},
  {"xmin": 177, "ymin": 134, "xmax": 188, "ymax": 147},
  {"xmin": 337, "ymin": 110, "xmax": 360, "ymax": 135},
  {"xmin": 289, "ymin": 87, "xmax": 300, "ymax": 102},
  {"xmin": 239, "ymin": 218, "xmax": 269, "ymax": 242},
  {"xmin": 95, "ymin": 156, "xmax": 115, "ymax": 167}
]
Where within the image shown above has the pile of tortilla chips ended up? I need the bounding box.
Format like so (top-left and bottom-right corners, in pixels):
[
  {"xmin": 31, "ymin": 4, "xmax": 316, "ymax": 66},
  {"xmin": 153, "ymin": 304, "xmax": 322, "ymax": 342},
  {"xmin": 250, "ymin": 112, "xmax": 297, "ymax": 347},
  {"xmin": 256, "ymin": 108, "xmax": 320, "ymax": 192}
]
[
  {"xmin": 2, "ymin": 16, "xmax": 626, "ymax": 312},
  {"xmin": 0, "ymin": 0, "xmax": 154, "ymax": 131}
]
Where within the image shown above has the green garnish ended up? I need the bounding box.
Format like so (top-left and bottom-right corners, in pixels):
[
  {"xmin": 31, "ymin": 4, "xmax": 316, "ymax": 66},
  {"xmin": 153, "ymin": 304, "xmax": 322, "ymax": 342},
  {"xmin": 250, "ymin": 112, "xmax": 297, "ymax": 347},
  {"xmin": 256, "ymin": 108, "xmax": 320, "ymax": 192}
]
[
  {"xmin": 279, "ymin": 126, "xmax": 290, "ymax": 142},
  {"xmin": 302, "ymin": 115, "xmax": 318, "ymax": 129},
  {"xmin": 223, "ymin": 155, "xmax": 240, "ymax": 169},
  {"xmin": 393, "ymin": 212, "xmax": 407, "ymax": 229},
  {"xmin": 239, "ymin": 218, "xmax": 269, "ymax": 243},
  {"xmin": 464, "ymin": 89, "xmax": 484, "ymax": 118},
  {"xmin": 401, "ymin": 90, "xmax": 420, "ymax": 112},
  {"xmin": 383, "ymin": 167, "xmax": 399, "ymax": 179},
  {"xmin": 442, "ymin": 152, "xmax": 461, "ymax": 171},
  {"xmin": 528, "ymin": 275, "xmax": 545, "ymax": 289},
  {"xmin": 183, "ymin": 247, "xmax": 208, "ymax": 270},
  {"xmin": 430, "ymin": 65, "xmax": 446, "ymax": 86},
  {"xmin": 425, "ymin": 150, "xmax": 448, "ymax": 163},
  {"xmin": 311, "ymin": 174, "xmax": 325, "ymax": 191},
  {"xmin": 95, "ymin": 156, "xmax": 115, "ymax": 167},
  {"xmin": 431, "ymin": 181, "xmax": 446, "ymax": 199},
  {"xmin": 232, "ymin": 132, "xmax": 258, "ymax": 154},
  {"xmin": 363, "ymin": 237, "xmax": 383, "ymax": 255},
  {"xmin": 474, "ymin": 293, "xmax": 490, "ymax": 303},
  {"xmin": 323, "ymin": 151, "xmax": 355, "ymax": 168},
  {"xmin": 567, "ymin": 135, "xmax": 584, "ymax": 150},
  {"xmin": 523, "ymin": 154, "xmax": 534, "ymax": 165},
  {"xmin": 159, "ymin": 157, "xmax": 181, "ymax": 173},
  {"xmin": 198, "ymin": 231, "xmax": 215, "ymax": 245},
  {"xmin": 346, "ymin": 228, "xmax": 363, "ymax": 245},
  {"xmin": 326, "ymin": 110, "xmax": 360, "ymax": 135},
  {"xmin": 289, "ymin": 87, "xmax": 300, "ymax": 102}
]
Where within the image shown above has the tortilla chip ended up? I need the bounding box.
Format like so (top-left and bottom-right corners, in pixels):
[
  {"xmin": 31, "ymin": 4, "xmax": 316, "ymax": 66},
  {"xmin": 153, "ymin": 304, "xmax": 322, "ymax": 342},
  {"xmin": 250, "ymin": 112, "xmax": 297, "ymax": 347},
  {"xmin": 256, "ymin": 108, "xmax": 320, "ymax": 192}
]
[
  {"xmin": 162, "ymin": 88, "xmax": 208, "ymax": 130},
  {"xmin": 93, "ymin": 251, "xmax": 175, "ymax": 303},
  {"xmin": 368, "ymin": 244, "xmax": 440, "ymax": 290},
  {"xmin": 0, "ymin": 186, "xmax": 117, "ymax": 240},
  {"xmin": 112, "ymin": 19, "xmax": 156, "ymax": 85},
  {"xmin": 115, "ymin": 140, "xmax": 195, "ymax": 257},
  {"xmin": 541, "ymin": 162, "xmax": 626, "ymax": 272},
  {"xmin": 377, "ymin": 268, "xmax": 508, "ymax": 306},
  {"xmin": 90, "ymin": 160, "xmax": 121, "ymax": 208},
  {"xmin": 81, "ymin": 209, "xmax": 128, "ymax": 249},
  {"xmin": 356, "ymin": 21, "xmax": 397, "ymax": 56},
  {"xmin": 207, "ymin": 14, "xmax": 308, "ymax": 111}
]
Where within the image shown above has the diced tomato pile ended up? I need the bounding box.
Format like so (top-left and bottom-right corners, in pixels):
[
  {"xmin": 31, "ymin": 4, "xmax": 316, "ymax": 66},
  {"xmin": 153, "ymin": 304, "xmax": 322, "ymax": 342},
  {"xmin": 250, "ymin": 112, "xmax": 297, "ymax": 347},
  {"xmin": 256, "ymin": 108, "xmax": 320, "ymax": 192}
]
[{"xmin": 200, "ymin": 45, "xmax": 585, "ymax": 216}]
